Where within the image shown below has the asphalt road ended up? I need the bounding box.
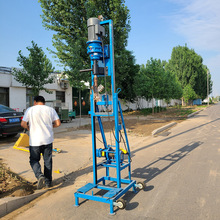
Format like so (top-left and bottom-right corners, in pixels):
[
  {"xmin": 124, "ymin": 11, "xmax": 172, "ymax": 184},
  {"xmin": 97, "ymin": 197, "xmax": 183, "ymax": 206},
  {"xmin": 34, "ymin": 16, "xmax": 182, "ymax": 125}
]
[{"xmin": 9, "ymin": 103, "xmax": 220, "ymax": 220}]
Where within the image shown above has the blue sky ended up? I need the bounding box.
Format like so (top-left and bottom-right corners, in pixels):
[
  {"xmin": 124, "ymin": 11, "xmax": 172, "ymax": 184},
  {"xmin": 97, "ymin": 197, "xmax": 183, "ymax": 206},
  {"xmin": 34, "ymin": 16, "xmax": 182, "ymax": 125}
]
[{"xmin": 0, "ymin": 0, "xmax": 219, "ymax": 96}]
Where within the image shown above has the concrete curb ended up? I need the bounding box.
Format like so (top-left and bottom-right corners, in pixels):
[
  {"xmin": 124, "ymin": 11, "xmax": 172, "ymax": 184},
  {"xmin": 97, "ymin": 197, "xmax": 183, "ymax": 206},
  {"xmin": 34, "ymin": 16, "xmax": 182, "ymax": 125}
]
[
  {"xmin": 187, "ymin": 110, "xmax": 202, "ymax": 118},
  {"xmin": 152, "ymin": 109, "xmax": 204, "ymax": 136},
  {"xmin": 0, "ymin": 189, "xmax": 47, "ymax": 218},
  {"xmin": 152, "ymin": 122, "xmax": 177, "ymax": 136}
]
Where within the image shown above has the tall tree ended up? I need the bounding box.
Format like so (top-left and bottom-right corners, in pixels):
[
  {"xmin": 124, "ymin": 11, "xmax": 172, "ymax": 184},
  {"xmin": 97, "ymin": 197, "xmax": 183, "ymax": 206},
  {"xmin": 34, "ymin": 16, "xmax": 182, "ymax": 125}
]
[
  {"xmin": 134, "ymin": 58, "xmax": 164, "ymax": 113},
  {"xmin": 183, "ymin": 84, "xmax": 197, "ymax": 105},
  {"xmin": 166, "ymin": 45, "xmax": 212, "ymax": 100},
  {"xmin": 161, "ymin": 70, "xmax": 183, "ymax": 104},
  {"xmin": 115, "ymin": 49, "xmax": 140, "ymax": 101},
  {"xmin": 39, "ymin": 0, "xmax": 135, "ymax": 100},
  {"xmin": 195, "ymin": 65, "xmax": 213, "ymax": 100},
  {"xmin": 13, "ymin": 41, "xmax": 54, "ymax": 96},
  {"xmin": 135, "ymin": 58, "xmax": 183, "ymax": 112}
]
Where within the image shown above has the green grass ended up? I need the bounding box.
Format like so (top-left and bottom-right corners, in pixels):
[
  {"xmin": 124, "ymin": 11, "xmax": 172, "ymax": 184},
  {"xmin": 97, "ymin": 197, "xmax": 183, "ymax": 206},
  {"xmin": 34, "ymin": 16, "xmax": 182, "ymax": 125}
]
[
  {"xmin": 175, "ymin": 109, "xmax": 194, "ymax": 116},
  {"xmin": 139, "ymin": 107, "xmax": 167, "ymax": 115},
  {"xmin": 123, "ymin": 104, "xmax": 208, "ymax": 117}
]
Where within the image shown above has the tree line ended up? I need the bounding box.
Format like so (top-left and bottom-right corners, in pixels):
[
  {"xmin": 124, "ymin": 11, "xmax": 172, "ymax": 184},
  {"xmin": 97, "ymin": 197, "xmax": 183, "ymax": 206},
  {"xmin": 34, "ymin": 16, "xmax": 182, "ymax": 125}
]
[
  {"xmin": 134, "ymin": 45, "xmax": 212, "ymax": 107},
  {"xmin": 13, "ymin": 0, "xmax": 212, "ymax": 105}
]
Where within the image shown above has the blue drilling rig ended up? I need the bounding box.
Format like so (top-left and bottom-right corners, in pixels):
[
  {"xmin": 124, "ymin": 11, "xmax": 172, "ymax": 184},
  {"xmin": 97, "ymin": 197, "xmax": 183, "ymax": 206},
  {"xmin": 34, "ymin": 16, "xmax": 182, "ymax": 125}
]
[{"xmin": 74, "ymin": 16, "xmax": 144, "ymax": 215}]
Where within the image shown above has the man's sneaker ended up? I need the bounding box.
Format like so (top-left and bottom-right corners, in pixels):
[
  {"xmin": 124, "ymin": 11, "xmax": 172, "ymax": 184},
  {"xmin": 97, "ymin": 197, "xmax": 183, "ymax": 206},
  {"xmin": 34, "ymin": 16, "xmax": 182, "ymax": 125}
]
[
  {"xmin": 37, "ymin": 175, "xmax": 45, "ymax": 189},
  {"xmin": 45, "ymin": 182, "xmax": 52, "ymax": 188}
]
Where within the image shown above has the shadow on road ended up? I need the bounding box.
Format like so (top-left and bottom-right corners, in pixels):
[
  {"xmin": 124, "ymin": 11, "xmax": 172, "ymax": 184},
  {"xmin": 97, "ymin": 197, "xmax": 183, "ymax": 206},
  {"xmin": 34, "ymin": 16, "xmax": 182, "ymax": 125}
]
[
  {"xmin": 44, "ymin": 118, "xmax": 208, "ymax": 214},
  {"xmin": 58, "ymin": 111, "xmax": 217, "ymax": 189},
  {"xmin": 131, "ymin": 141, "xmax": 203, "ymax": 184},
  {"xmin": 35, "ymin": 116, "xmax": 217, "ymax": 211},
  {"xmin": 132, "ymin": 118, "xmax": 220, "ymax": 156},
  {"xmin": 52, "ymin": 118, "xmax": 214, "ymax": 190},
  {"xmin": 54, "ymin": 119, "xmax": 214, "ymax": 190},
  {"xmin": 50, "ymin": 141, "xmax": 202, "ymax": 213}
]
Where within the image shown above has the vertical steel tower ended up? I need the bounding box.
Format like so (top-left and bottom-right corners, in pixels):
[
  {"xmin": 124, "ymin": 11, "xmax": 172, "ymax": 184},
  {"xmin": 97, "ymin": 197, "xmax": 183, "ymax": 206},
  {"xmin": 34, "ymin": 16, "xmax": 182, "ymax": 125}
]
[{"xmin": 74, "ymin": 17, "xmax": 144, "ymax": 215}]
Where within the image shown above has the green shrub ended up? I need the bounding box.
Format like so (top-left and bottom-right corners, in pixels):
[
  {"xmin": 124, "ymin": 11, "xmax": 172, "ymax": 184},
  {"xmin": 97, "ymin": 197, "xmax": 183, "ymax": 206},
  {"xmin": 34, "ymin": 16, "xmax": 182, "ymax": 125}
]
[{"xmin": 140, "ymin": 106, "xmax": 166, "ymax": 115}]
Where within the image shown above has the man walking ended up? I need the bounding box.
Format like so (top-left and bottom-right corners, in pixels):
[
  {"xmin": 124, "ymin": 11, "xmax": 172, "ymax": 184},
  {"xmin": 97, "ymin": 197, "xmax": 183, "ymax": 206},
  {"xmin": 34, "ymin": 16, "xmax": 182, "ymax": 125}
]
[{"xmin": 21, "ymin": 96, "xmax": 61, "ymax": 189}]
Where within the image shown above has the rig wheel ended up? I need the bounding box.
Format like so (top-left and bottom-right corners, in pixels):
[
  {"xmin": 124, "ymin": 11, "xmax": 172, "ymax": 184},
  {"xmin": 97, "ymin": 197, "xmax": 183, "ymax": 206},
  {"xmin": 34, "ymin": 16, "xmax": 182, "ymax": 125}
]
[
  {"xmin": 137, "ymin": 182, "xmax": 145, "ymax": 190},
  {"xmin": 116, "ymin": 198, "xmax": 126, "ymax": 209}
]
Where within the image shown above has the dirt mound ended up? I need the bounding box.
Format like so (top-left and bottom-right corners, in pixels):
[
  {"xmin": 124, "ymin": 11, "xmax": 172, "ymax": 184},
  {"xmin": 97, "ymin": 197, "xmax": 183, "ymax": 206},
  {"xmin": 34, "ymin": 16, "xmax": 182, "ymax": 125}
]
[{"xmin": 0, "ymin": 162, "xmax": 35, "ymax": 198}]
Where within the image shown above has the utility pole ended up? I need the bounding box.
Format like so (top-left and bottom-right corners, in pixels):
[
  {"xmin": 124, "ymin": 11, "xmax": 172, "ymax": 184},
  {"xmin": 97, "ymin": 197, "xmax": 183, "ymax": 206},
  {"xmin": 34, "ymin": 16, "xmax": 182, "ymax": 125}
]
[{"xmin": 207, "ymin": 70, "xmax": 209, "ymax": 106}]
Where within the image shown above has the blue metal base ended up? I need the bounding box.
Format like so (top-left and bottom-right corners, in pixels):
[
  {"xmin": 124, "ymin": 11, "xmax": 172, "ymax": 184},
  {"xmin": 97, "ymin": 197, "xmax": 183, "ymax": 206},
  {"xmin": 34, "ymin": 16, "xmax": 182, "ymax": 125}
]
[{"xmin": 74, "ymin": 177, "xmax": 137, "ymax": 214}]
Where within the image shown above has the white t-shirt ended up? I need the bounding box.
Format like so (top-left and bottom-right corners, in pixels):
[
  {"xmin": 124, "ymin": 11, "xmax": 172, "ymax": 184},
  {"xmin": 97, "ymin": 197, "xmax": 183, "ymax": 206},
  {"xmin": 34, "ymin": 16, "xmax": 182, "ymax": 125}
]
[{"xmin": 22, "ymin": 105, "xmax": 59, "ymax": 146}]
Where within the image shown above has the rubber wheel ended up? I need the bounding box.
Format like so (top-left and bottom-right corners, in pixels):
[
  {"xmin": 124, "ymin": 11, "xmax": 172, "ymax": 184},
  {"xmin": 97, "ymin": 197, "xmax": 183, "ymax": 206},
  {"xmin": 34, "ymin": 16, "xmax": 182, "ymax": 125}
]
[
  {"xmin": 116, "ymin": 198, "xmax": 126, "ymax": 209},
  {"xmin": 137, "ymin": 182, "xmax": 145, "ymax": 190}
]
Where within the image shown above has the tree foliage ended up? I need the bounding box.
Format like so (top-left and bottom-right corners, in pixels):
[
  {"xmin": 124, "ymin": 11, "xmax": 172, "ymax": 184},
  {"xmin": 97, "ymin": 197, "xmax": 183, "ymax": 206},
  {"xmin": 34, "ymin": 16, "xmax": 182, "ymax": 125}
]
[
  {"xmin": 115, "ymin": 50, "xmax": 140, "ymax": 101},
  {"xmin": 166, "ymin": 45, "xmax": 212, "ymax": 100},
  {"xmin": 39, "ymin": 0, "xmax": 136, "ymax": 100},
  {"xmin": 183, "ymin": 84, "xmax": 197, "ymax": 105},
  {"xmin": 134, "ymin": 58, "xmax": 162, "ymax": 101},
  {"xmin": 162, "ymin": 70, "xmax": 183, "ymax": 104},
  {"xmin": 134, "ymin": 58, "xmax": 182, "ymax": 112},
  {"xmin": 13, "ymin": 41, "xmax": 54, "ymax": 96}
]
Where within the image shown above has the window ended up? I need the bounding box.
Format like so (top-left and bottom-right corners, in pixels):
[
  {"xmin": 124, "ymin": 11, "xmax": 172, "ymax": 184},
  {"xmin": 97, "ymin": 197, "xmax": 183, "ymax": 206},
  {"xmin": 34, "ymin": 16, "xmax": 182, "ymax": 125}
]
[
  {"xmin": 0, "ymin": 87, "xmax": 9, "ymax": 106},
  {"xmin": 56, "ymin": 91, "xmax": 65, "ymax": 102},
  {"xmin": 26, "ymin": 89, "xmax": 34, "ymax": 108}
]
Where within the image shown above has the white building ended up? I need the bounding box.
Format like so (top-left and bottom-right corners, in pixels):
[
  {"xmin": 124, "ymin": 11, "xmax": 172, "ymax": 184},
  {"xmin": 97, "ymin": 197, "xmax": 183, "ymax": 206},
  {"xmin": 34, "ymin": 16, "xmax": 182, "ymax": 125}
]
[
  {"xmin": 0, "ymin": 67, "xmax": 72, "ymax": 112},
  {"xmin": 0, "ymin": 66, "xmax": 182, "ymax": 114},
  {"xmin": 119, "ymin": 97, "xmax": 181, "ymax": 111}
]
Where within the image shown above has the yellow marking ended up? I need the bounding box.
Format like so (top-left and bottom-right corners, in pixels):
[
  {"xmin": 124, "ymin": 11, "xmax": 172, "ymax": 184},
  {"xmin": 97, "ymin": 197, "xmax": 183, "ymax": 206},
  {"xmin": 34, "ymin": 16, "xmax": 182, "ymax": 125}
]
[
  {"xmin": 13, "ymin": 146, "xmax": 29, "ymax": 152},
  {"xmin": 120, "ymin": 148, "xmax": 128, "ymax": 154},
  {"xmin": 101, "ymin": 151, "xmax": 105, "ymax": 157},
  {"xmin": 54, "ymin": 169, "xmax": 61, "ymax": 174},
  {"xmin": 13, "ymin": 133, "xmax": 29, "ymax": 148}
]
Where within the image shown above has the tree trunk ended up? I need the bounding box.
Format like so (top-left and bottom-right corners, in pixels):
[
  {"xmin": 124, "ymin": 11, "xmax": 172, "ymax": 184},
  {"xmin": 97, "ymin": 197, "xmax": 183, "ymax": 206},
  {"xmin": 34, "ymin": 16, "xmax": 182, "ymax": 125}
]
[{"xmin": 152, "ymin": 96, "xmax": 154, "ymax": 114}]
